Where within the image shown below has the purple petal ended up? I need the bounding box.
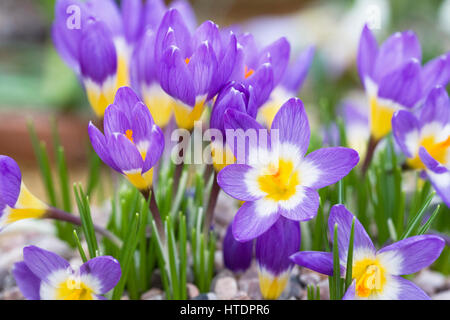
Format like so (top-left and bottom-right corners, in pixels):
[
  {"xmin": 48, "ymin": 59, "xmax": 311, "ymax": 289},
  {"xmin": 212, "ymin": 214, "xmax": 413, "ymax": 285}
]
[
  {"xmin": 418, "ymin": 86, "xmax": 450, "ymax": 126},
  {"xmin": 223, "ymin": 224, "xmax": 253, "ymax": 273},
  {"xmin": 23, "ymin": 246, "xmax": 70, "ymax": 281},
  {"xmin": 187, "ymin": 41, "xmax": 218, "ymax": 96},
  {"xmin": 377, "ymin": 59, "xmax": 422, "ymax": 109},
  {"xmin": 419, "ymin": 147, "xmax": 448, "ymax": 174},
  {"xmin": 0, "ymin": 155, "xmax": 21, "ymax": 207},
  {"xmin": 357, "ymin": 25, "xmax": 378, "ymax": 87},
  {"xmin": 232, "ymin": 200, "xmax": 280, "ymax": 242},
  {"xmin": 170, "ymin": 0, "xmax": 197, "ymax": 32},
  {"xmin": 217, "ymin": 164, "xmax": 261, "ymax": 201},
  {"xmin": 121, "ymin": 0, "xmax": 144, "ymax": 44},
  {"xmin": 424, "ymin": 168, "xmax": 450, "ymax": 207},
  {"xmin": 104, "ymin": 104, "xmax": 131, "ymax": 136},
  {"xmin": 86, "ymin": 0, "xmax": 122, "ymax": 37},
  {"xmin": 259, "ymin": 37, "xmax": 290, "ymax": 86},
  {"xmin": 256, "ymin": 217, "xmax": 300, "ymax": 275},
  {"xmin": 377, "ymin": 235, "xmax": 445, "ymax": 275},
  {"xmin": 342, "ymin": 281, "xmax": 356, "ymax": 300},
  {"xmin": 290, "ymin": 251, "xmax": 334, "ymax": 276},
  {"xmin": 79, "ymin": 20, "xmax": 117, "ymax": 84},
  {"xmin": 393, "ymin": 276, "xmax": 430, "ymax": 300},
  {"xmin": 130, "ymin": 102, "xmax": 155, "ymax": 143},
  {"xmin": 143, "ymin": 0, "xmax": 166, "ymax": 30},
  {"xmin": 278, "ymin": 187, "xmax": 319, "ymax": 221},
  {"xmin": 328, "ymin": 204, "xmax": 376, "ymax": 263},
  {"xmin": 13, "ymin": 262, "xmax": 41, "ymax": 300},
  {"xmin": 421, "ymin": 52, "xmax": 450, "ymax": 97},
  {"xmin": 281, "ymin": 46, "xmax": 315, "ymax": 93},
  {"xmin": 392, "ymin": 110, "xmax": 420, "ymax": 158},
  {"xmin": 301, "ymin": 147, "xmax": 359, "ymax": 189},
  {"xmin": 88, "ymin": 122, "xmax": 121, "ymax": 173},
  {"xmin": 107, "ymin": 134, "xmax": 144, "ymax": 172},
  {"xmin": 80, "ymin": 256, "xmax": 121, "ymax": 294},
  {"xmin": 130, "ymin": 30, "xmax": 157, "ymax": 89},
  {"xmin": 246, "ymin": 63, "xmax": 274, "ymax": 108},
  {"xmin": 192, "ymin": 20, "xmax": 221, "ymax": 55},
  {"xmin": 271, "ymin": 98, "xmax": 310, "ymax": 156}
]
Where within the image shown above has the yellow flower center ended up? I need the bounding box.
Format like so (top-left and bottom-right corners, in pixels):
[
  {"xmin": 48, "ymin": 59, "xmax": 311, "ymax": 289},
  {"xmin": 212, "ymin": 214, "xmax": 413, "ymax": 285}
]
[
  {"xmin": 56, "ymin": 278, "xmax": 95, "ymax": 300},
  {"xmin": 244, "ymin": 65, "xmax": 254, "ymax": 79},
  {"xmin": 257, "ymin": 159, "xmax": 299, "ymax": 201},
  {"xmin": 407, "ymin": 135, "xmax": 450, "ymax": 169},
  {"xmin": 352, "ymin": 258, "xmax": 386, "ymax": 298}
]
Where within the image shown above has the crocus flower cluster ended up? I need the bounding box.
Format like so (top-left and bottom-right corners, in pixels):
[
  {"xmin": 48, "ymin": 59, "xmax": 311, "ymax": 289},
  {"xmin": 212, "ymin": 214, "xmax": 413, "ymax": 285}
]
[
  {"xmin": 88, "ymin": 87, "xmax": 164, "ymax": 192},
  {"xmin": 291, "ymin": 204, "xmax": 445, "ymax": 300},
  {"xmin": 393, "ymin": 86, "xmax": 450, "ymax": 206},
  {"xmin": 358, "ymin": 25, "xmax": 450, "ymax": 141},
  {"xmin": 0, "ymin": 156, "xmax": 48, "ymax": 229},
  {"xmin": 13, "ymin": 246, "xmax": 121, "ymax": 300}
]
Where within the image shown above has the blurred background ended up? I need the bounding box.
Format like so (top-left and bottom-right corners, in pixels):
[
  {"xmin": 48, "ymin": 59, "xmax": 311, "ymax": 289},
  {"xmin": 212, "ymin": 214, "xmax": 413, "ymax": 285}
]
[{"xmin": 0, "ymin": 0, "xmax": 450, "ymax": 199}]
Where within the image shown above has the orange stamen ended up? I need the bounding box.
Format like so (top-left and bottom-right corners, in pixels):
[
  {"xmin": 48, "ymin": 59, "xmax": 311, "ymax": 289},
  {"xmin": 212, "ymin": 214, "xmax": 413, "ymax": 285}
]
[
  {"xmin": 125, "ymin": 129, "xmax": 134, "ymax": 143},
  {"xmin": 185, "ymin": 57, "xmax": 190, "ymax": 65},
  {"xmin": 244, "ymin": 65, "xmax": 254, "ymax": 79}
]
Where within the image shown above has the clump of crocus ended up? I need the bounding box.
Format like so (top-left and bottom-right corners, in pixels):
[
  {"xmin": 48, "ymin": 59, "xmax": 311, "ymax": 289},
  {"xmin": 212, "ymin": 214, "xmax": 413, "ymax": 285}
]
[
  {"xmin": 155, "ymin": 9, "xmax": 237, "ymax": 130},
  {"xmin": 217, "ymin": 97, "xmax": 359, "ymax": 242},
  {"xmin": 256, "ymin": 217, "xmax": 300, "ymax": 300},
  {"xmin": 13, "ymin": 246, "xmax": 121, "ymax": 300},
  {"xmin": 357, "ymin": 24, "xmax": 450, "ymax": 142},
  {"xmin": 291, "ymin": 204, "xmax": 445, "ymax": 300},
  {"xmin": 88, "ymin": 86, "xmax": 164, "ymax": 193},
  {"xmin": 0, "ymin": 155, "xmax": 48, "ymax": 229},
  {"xmin": 392, "ymin": 86, "xmax": 450, "ymax": 206}
]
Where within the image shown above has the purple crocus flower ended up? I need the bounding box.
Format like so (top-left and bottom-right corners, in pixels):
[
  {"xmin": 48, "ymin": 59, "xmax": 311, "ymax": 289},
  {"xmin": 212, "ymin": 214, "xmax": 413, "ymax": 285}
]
[
  {"xmin": 291, "ymin": 204, "xmax": 445, "ymax": 300},
  {"xmin": 357, "ymin": 24, "xmax": 450, "ymax": 140},
  {"xmin": 256, "ymin": 217, "xmax": 300, "ymax": 300},
  {"xmin": 392, "ymin": 86, "xmax": 450, "ymax": 206},
  {"xmin": 13, "ymin": 246, "xmax": 121, "ymax": 300},
  {"xmin": 0, "ymin": 156, "xmax": 48, "ymax": 229},
  {"xmin": 257, "ymin": 46, "xmax": 315, "ymax": 128},
  {"xmin": 223, "ymin": 223, "xmax": 253, "ymax": 273},
  {"xmin": 88, "ymin": 87, "xmax": 164, "ymax": 191},
  {"xmin": 155, "ymin": 9, "xmax": 237, "ymax": 130},
  {"xmin": 341, "ymin": 101, "xmax": 370, "ymax": 156},
  {"xmin": 217, "ymin": 98, "xmax": 359, "ymax": 242}
]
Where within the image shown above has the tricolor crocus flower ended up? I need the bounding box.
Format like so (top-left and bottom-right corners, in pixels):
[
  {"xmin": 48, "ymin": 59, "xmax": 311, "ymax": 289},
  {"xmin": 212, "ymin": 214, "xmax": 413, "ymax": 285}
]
[
  {"xmin": 88, "ymin": 87, "xmax": 164, "ymax": 192},
  {"xmin": 217, "ymin": 98, "xmax": 359, "ymax": 241},
  {"xmin": 0, "ymin": 156, "xmax": 48, "ymax": 229},
  {"xmin": 392, "ymin": 86, "xmax": 450, "ymax": 206},
  {"xmin": 223, "ymin": 223, "xmax": 253, "ymax": 273},
  {"xmin": 256, "ymin": 217, "xmax": 300, "ymax": 300},
  {"xmin": 155, "ymin": 9, "xmax": 237, "ymax": 130},
  {"xmin": 257, "ymin": 46, "xmax": 315, "ymax": 128},
  {"xmin": 52, "ymin": 0, "xmax": 147, "ymax": 116},
  {"xmin": 210, "ymin": 82, "xmax": 258, "ymax": 171},
  {"xmin": 357, "ymin": 24, "xmax": 450, "ymax": 141},
  {"xmin": 13, "ymin": 246, "xmax": 121, "ymax": 300},
  {"xmin": 291, "ymin": 204, "xmax": 445, "ymax": 300}
]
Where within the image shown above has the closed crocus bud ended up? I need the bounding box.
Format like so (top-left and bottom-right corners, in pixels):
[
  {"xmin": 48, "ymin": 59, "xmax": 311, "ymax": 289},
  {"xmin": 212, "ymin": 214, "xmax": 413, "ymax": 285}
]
[
  {"xmin": 223, "ymin": 224, "xmax": 253, "ymax": 273},
  {"xmin": 255, "ymin": 217, "xmax": 300, "ymax": 300}
]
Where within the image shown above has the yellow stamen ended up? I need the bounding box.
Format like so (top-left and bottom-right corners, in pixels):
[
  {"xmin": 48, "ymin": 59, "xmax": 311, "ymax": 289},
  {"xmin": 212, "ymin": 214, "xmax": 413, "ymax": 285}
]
[
  {"xmin": 244, "ymin": 65, "xmax": 254, "ymax": 79},
  {"xmin": 56, "ymin": 279, "xmax": 95, "ymax": 300},
  {"xmin": 407, "ymin": 135, "xmax": 450, "ymax": 169},
  {"xmin": 185, "ymin": 57, "xmax": 190, "ymax": 65},
  {"xmin": 125, "ymin": 129, "xmax": 134, "ymax": 143},
  {"xmin": 352, "ymin": 258, "xmax": 386, "ymax": 298},
  {"xmin": 257, "ymin": 159, "xmax": 299, "ymax": 201}
]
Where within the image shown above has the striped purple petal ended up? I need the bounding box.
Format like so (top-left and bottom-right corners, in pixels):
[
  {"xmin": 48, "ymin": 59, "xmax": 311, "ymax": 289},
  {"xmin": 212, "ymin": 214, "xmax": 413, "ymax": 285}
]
[
  {"xmin": 217, "ymin": 164, "xmax": 261, "ymax": 201},
  {"xmin": 259, "ymin": 37, "xmax": 290, "ymax": 86},
  {"xmin": 104, "ymin": 104, "xmax": 131, "ymax": 137},
  {"xmin": 187, "ymin": 41, "xmax": 218, "ymax": 95},
  {"xmin": 80, "ymin": 256, "xmax": 121, "ymax": 294},
  {"xmin": 0, "ymin": 155, "xmax": 21, "ymax": 207},
  {"xmin": 113, "ymin": 86, "xmax": 142, "ymax": 116},
  {"xmin": 418, "ymin": 86, "xmax": 450, "ymax": 126},
  {"xmin": 357, "ymin": 24, "xmax": 378, "ymax": 87},
  {"xmin": 23, "ymin": 246, "xmax": 70, "ymax": 281},
  {"xmin": 246, "ymin": 63, "xmax": 274, "ymax": 108},
  {"xmin": 107, "ymin": 134, "xmax": 144, "ymax": 172},
  {"xmin": 393, "ymin": 276, "xmax": 430, "ymax": 300},
  {"xmin": 421, "ymin": 52, "xmax": 450, "ymax": 97},
  {"xmin": 88, "ymin": 122, "xmax": 122, "ymax": 173},
  {"xmin": 290, "ymin": 251, "xmax": 334, "ymax": 276},
  {"xmin": 392, "ymin": 110, "xmax": 420, "ymax": 158},
  {"xmin": 278, "ymin": 186, "xmax": 319, "ymax": 221},
  {"xmin": 13, "ymin": 262, "xmax": 41, "ymax": 300}
]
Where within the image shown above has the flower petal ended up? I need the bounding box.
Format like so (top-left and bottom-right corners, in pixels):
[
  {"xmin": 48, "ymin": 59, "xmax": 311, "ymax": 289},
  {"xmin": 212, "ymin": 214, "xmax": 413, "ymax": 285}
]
[
  {"xmin": 342, "ymin": 280, "xmax": 356, "ymax": 300},
  {"xmin": 246, "ymin": 63, "xmax": 274, "ymax": 108},
  {"xmin": 300, "ymin": 147, "xmax": 359, "ymax": 189},
  {"xmin": 121, "ymin": 0, "xmax": 144, "ymax": 44},
  {"xmin": 113, "ymin": 86, "xmax": 141, "ymax": 116},
  {"xmin": 418, "ymin": 86, "xmax": 450, "ymax": 127},
  {"xmin": 187, "ymin": 41, "xmax": 218, "ymax": 96},
  {"xmin": 232, "ymin": 200, "xmax": 280, "ymax": 242},
  {"xmin": 328, "ymin": 204, "xmax": 376, "ymax": 263},
  {"xmin": 278, "ymin": 186, "xmax": 319, "ymax": 221},
  {"xmin": 377, "ymin": 235, "xmax": 445, "ymax": 275},
  {"xmin": 23, "ymin": 246, "xmax": 70, "ymax": 281},
  {"xmin": 393, "ymin": 276, "xmax": 430, "ymax": 300},
  {"xmin": 290, "ymin": 251, "xmax": 334, "ymax": 276},
  {"xmin": 107, "ymin": 133, "xmax": 144, "ymax": 172},
  {"xmin": 271, "ymin": 97, "xmax": 310, "ymax": 156},
  {"xmin": 392, "ymin": 110, "xmax": 420, "ymax": 158},
  {"xmin": 86, "ymin": 0, "xmax": 122, "ymax": 37},
  {"xmin": 104, "ymin": 104, "xmax": 131, "ymax": 137},
  {"xmin": 12, "ymin": 262, "xmax": 41, "ymax": 300},
  {"xmin": 357, "ymin": 25, "xmax": 378, "ymax": 87},
  {"xmin": 217, "ymin": 164, "xmax": 262, "ymax": 201},
  {"xmin": 421, "ymin": 52, "xmax": 450, "ymax": 97},
  {"xmin": 281, "ymin": 45, "xmax": 315, "ymax": 93},
  {"xmin": 88, "ymin": 122, "xmax": 121, "ymax": 173},
  {"xmin": 0, "ymin": 155, "xmax": 21, "ymax": 207},
  {"xmin": 223, "ymin": 224, "xmax": 253, "ymax": 273},
  {"xmin": 80, "ymin": 256, "xmax": 121, "ymax": 294},
  {"xmin": 259, "ymin": 37, "xmax": 290, "ymax": 86}
]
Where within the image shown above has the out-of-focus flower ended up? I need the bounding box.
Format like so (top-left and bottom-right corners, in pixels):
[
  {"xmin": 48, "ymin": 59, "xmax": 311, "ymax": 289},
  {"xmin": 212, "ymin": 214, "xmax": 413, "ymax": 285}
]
[
  {"xmin": 341, "ymin": 101, "xmax": 370, "ymax": 156},
  {"xmin": 291, "ymin": 204, "xmax": 445, "ymax": 300},
  {"xmin": 88, "ymin": 87, "xmax": 164, "ymax": 191},
  {"xmin": 13, "ymin": 246, "xmax": 121, "ymax": 300},
  {"xmin": 217, "ymin": 98, "xmax": 359, "ymax": 242},
  {"xmin": 0, "ymin": 156, "xmax": 48, "ymax": 229},
  {"xmin": 155, "ymin": 9, "xmax": 237, "ymax": 130},
  {"xmin": 223, "ymin": 223, "xmax": 253, "ymax": 273},
  {"xmin": 256, "ymin": 217, "xmax": 300, "ymax": 300},
  {"xmin": 210, "ymin": 82, "xmax": 258, "ymax": 171},
  {"xmin": 257, "ymin": 46, "xmax": 315, "ymax": 128},
  {"xmin": 392, "ymin": 86, "xmax": 450, "ymax": 206},
  {"xmin": 357, "ymin": 25, "xmax": 450, "ymax": 141}
]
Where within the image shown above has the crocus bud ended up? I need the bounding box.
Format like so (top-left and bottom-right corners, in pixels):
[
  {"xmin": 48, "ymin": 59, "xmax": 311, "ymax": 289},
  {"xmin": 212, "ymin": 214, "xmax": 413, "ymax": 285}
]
[{"xmin": 223, "ymin": 223, "xmax": 253, "ymax": 273}]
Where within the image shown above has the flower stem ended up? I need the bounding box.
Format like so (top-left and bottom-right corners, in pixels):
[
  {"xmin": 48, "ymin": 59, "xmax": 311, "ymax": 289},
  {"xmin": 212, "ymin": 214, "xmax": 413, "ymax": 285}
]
[
  {"xmin": 142, "ymin": 188, "xmax": 165, "ymax": 241},
  {"xmin": 46, "ymin": 207, "xmax": 122, "ymax": 247},
  {"xmin": 361, "ymin": 135, "xmax": 379, "ymax": 175},
  {"xmin": 203, "ymin": 171, "xmax": 220, "ymax": 234}
]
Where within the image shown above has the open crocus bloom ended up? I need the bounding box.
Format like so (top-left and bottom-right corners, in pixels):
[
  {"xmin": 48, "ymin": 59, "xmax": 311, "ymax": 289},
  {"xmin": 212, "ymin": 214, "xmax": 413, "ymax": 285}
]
[
  {"xmin": 0, "ymin": 156, "xmax": 48, "ymax": 229},
  {"xmin": 217, "ymin": 98, "xmax": 359, "ymax": 241},
  {"xmin": 256, "ymin": 217, "xmax": 300, "ymax": 300},
  {"xmin": 291, "ymin": 205, "xmax": 445, "ymax": 300},
  {"xmin": 88, "ymin": 87, "xmax": 164, "ymax": 191},
  {"xmin": 393, "ymin": 86, "xmax": 450, "ymax": 206},
  {"xmin": 357, "ymin": 24, "xmax": 450, "ymax": 141},
  {"xmin": 155, "ymin": 9, "xmax": 237, "ymax": 130},
  {"xmin": 257, "ymin": 46, "xmax": 315, "ymax": 128},
  {"xmin": 13, "ymin": 246, "xmax": 121, "ymax": 300}
]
